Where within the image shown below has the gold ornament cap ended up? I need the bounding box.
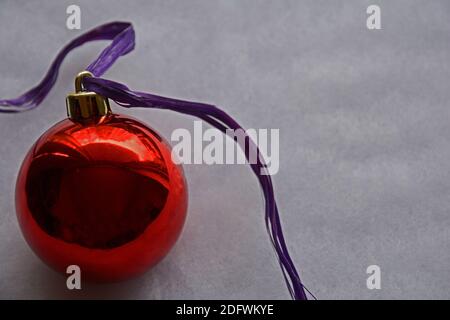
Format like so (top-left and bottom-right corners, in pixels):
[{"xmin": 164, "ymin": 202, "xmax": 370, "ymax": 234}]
[{"xmin": 66, "ymin": 71, "xmax": 111, "ymax": 121}]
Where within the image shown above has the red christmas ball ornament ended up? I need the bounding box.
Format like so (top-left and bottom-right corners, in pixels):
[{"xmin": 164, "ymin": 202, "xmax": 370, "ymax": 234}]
[
  {"xmin": 15, "ymin": 72, "xmax": 188, "ymax": 282},
  {"xmin": 1, "ymin": 22, "xmax": 310, "ymax": 299}
]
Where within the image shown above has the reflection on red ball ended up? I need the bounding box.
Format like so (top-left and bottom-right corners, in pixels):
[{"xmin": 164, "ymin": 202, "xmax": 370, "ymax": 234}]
[{"xmin": 15, "ymin": 113, "xmax": 188, "ymax": 282}]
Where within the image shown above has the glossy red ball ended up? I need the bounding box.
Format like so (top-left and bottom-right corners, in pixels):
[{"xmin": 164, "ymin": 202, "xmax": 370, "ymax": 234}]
[{"xmin": 15, "ymin": 113, "xmax": 188, "ymax": 282}]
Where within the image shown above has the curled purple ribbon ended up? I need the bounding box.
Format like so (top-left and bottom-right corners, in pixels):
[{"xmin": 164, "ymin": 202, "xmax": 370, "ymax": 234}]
[{"xmin": 0, "ymin": 22, "xmax": 312, "ymax": 300}]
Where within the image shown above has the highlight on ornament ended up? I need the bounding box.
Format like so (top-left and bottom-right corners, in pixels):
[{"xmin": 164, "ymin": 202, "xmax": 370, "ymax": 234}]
[{"xmin": 0, "ymin": 21, "xmax": 313, "ymax": 300}]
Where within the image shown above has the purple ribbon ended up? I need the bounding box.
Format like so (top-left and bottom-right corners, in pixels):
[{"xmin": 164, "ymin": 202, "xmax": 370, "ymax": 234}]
[{"xmin": 0, "ymin": 22, "xmax": 312, "ymax": 300}]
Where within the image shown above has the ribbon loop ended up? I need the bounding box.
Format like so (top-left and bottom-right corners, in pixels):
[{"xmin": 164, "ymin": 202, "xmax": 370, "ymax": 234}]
[{"xmin": 0, "ymin": 21, "xmax": 310, "ymax": 300}]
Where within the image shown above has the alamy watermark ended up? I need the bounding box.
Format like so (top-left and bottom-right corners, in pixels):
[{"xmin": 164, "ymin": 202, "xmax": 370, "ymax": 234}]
[
  {"xmin": 66, "ymin": 5, "xmax": 81, "ymax": 30},
  {"xmin": 366, "ymin": 265, "xmax": 381, "ymax": 290},
  {"xmin": 66, "ymin": 265, "xmax": 81, "ymax": 290},
  {"xmin": 171, "ymin": 121, "xmax": 280, "ymax": 175},
  {"xmin": 367, "ymin": 5, "xmax": 381, "ymax": 30}
]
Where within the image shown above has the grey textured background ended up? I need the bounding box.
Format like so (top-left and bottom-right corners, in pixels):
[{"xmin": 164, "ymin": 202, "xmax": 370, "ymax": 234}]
[{"xmin": 0, "ymin": 0, "xmax": 449, "ymax": 299}]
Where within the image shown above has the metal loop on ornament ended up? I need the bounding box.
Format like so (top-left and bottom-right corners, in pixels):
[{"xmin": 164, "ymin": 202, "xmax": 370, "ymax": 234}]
[
  {"xmin": 66, "ymin": 71, "xmax": 111, "ymax": 121},
  {"xmin": 75, "ymin": 70, "xmax": 94, "ymax": 92}
]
